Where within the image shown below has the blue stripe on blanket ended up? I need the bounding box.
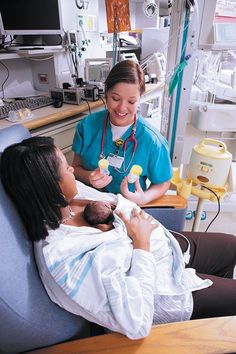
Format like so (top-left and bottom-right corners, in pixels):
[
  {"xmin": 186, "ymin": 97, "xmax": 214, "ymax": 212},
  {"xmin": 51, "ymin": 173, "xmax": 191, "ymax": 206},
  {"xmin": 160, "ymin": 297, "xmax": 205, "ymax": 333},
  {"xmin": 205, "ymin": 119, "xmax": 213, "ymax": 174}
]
[
  {"xmin": 69, "ymin": 245, "xmax": 105, "ymax": 299},
  {"xmin": 48, "ymin": 251, "xmax": 87, "ymax": 274},
  {"xmin": 48, "ymin": 242, "xmax": 116, "ymax": 299},
  {"xmin": 48, "ymin": 259, "xmax": 65, "ymax": 273},
  {"xmin": 48, "ymin": 253, "xmax": 86, "ymax": 289}
]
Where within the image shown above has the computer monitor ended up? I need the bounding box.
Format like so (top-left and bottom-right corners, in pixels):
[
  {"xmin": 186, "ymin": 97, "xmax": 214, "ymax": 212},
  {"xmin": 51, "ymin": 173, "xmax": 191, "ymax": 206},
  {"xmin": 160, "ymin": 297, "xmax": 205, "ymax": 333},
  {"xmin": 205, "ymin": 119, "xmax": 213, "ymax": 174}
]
[
  {"xmin": 0, "ymin": 0, "xmax": 63, "ymax": 36},
  {"xmin": 84, "ymin": 58, "xmax": 112, "ymax": 85}
]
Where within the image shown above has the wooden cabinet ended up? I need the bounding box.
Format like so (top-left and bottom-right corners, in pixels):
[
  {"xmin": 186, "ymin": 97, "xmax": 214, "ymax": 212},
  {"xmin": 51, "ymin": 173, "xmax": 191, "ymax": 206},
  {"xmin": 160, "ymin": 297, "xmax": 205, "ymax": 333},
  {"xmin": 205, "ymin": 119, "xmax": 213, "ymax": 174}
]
[{"xmin": 31, "ymin": 113, "xmax": 86, "ymax": 164}]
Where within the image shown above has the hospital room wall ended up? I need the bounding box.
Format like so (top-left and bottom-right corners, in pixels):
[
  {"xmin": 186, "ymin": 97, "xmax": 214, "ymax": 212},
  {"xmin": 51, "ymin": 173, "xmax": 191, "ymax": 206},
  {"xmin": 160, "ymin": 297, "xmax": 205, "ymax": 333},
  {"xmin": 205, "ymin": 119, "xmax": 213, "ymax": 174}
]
[{"xmin": 1, "ymin": 0, "xmax": 174, "ymax": 94}]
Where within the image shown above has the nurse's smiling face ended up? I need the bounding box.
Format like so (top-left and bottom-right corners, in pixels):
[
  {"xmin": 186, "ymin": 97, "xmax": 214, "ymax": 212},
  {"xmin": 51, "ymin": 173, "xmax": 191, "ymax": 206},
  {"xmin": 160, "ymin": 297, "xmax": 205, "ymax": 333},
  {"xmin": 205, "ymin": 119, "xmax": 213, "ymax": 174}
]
[{"xmin": 106, "ymin": 82, "xmax": 140, "ymax": 126}]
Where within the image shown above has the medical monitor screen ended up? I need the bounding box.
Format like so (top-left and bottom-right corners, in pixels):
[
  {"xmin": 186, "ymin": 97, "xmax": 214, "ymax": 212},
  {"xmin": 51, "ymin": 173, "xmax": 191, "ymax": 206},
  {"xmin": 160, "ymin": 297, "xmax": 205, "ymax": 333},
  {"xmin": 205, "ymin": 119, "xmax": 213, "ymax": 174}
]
[{"xmin": 0, "ymin": 0, "xmax": 63, "ymax": 36}]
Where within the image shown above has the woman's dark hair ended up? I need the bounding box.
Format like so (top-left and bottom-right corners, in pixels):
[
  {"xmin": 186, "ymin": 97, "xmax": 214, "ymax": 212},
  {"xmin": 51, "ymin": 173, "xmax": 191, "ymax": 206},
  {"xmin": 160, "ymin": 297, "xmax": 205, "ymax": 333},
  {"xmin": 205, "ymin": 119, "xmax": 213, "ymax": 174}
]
[
  {"xmin": 0, "ymin": 136, "xmax": 67, "ymax": 242},
  {"xmin": 105, "ymin": 60, "xmax": 145, "ymax": 96}
]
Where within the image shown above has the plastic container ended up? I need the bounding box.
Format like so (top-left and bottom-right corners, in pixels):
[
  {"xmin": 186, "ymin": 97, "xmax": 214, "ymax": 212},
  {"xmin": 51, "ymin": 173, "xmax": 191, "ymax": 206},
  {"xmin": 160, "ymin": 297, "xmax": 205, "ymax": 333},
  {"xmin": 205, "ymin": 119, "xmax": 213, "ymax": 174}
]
[
  {"xmin": 127, "ymin": 165, "xmax": 143, "ymax": 183},
  {"xmin": 98, "ymin": 158, "xmax": 110, "ymax": 175}
]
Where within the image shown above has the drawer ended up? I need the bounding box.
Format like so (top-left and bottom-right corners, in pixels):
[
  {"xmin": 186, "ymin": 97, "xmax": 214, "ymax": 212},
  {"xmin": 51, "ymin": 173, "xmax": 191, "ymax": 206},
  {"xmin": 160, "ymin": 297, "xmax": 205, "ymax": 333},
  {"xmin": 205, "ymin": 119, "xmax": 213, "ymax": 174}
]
[
  {"xmin": 33, "ymin": 118, "xmax": 82, "ymax": 150},
  {"xmin": 47, "ymin": 124, "xmax": 76, "ymax": 149}
]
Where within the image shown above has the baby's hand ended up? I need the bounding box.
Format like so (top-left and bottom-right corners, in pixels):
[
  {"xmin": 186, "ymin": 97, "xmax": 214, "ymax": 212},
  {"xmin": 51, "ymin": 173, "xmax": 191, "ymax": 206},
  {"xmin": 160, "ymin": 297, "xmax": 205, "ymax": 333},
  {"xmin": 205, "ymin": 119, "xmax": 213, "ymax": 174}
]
[{"xmin": 117, "ymin": 208, "xmax": 158, "ymax": 251}]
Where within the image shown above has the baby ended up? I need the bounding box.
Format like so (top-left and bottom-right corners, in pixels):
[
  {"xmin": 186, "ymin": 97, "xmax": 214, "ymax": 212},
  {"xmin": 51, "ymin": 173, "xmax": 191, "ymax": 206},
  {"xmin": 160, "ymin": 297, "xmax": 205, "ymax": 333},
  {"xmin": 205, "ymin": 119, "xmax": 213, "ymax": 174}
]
[
  {"xmin": 83, "ymin": 195, "xmax": 193, "ymax": 322},
  {"xmin": 83, "ymin": 201, "xmax": 116, "ymax": 231}
]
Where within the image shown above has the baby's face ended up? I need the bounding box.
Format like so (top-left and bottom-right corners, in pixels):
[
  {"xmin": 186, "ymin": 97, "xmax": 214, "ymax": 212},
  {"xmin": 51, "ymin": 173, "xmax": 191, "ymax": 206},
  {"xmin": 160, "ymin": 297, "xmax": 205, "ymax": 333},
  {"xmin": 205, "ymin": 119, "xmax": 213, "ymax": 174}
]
[
  {"xmin": 93, "ymin": 201, "xmax": 116, "ymax": 214},
  {"xmin": 84, "ymin": 201, "xmax": 116, "ymax": 226},
  {"xmin": 91, "ymin": 201, "xmax": 110, "ymax": 214},
  {"xmin": 103, "ymin": 201, "xmax": 116, "ymax": 211},
  {"xmin": 100, "ymin": 201, "xmax": 113, "ymax": 210},
  {"xmin": 91, "ymin": 201, "xmax": 116, "ymax": 232}
]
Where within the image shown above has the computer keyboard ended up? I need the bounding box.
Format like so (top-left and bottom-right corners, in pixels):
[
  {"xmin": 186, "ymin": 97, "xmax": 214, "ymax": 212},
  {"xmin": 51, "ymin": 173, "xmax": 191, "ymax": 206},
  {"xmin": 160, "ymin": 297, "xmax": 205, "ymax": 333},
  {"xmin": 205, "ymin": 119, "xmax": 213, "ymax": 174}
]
[{"xmin": 0, "ymin": 96, "xmax": 54, "ymax": 120}]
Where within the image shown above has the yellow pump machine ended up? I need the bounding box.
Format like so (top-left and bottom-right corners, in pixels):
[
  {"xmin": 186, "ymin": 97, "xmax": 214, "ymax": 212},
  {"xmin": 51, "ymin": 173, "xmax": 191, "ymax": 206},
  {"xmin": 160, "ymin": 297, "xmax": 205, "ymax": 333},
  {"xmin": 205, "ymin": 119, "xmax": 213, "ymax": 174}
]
[{"xmin": 172, "ymin": 139, "xmax": 232, "ymax": 231}]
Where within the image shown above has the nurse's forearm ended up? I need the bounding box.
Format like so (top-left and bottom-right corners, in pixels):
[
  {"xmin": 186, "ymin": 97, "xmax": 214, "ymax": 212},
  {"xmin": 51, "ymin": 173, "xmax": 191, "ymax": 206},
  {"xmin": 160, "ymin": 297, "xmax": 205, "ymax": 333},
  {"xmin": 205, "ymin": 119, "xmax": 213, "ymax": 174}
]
[
  {"xmin": 73, "ymin": 165, "xmax": 91, "ymax": 184},
  {"xmin": 71, "ymin": 153, "xmax": 91, "ymax": 185},
  {"xmin": 140, "ymin": 180, "xmax": 171, "ymax": 205}
]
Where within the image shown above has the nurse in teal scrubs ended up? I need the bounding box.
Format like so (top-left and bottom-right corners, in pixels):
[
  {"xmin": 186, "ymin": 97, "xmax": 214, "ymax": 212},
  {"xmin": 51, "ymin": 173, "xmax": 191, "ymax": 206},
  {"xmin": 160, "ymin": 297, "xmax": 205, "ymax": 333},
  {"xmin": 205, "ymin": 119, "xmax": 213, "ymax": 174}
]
[{"xmin": 72, "ymin": 60, "xmax": 172, "ymax": 205}]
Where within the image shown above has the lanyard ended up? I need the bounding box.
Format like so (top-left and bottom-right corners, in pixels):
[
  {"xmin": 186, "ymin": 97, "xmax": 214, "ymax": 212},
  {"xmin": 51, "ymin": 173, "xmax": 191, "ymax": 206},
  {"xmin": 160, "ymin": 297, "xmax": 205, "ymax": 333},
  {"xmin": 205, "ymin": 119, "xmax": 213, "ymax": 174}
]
[{"xmin": 100, "ymin": 113, "xmax": 138, "ymax": 172}]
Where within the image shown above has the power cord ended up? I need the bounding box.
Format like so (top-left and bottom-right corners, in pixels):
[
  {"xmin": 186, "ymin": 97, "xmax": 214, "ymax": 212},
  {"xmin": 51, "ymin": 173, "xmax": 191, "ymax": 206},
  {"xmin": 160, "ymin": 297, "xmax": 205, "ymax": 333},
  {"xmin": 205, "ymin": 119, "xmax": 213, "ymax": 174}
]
[
  {"xmin": 201, "ymin": 186, "xmax": 221, "ymax": 232},
  {"xmin": 0, "ymin": 61, "xmax": 10, "ymax": 99},
  {"xmin": 99, "ymin": 95, "xmax": 106, "ymax": 108},
  {"xmin": 81, "ymin": 98, "xmax": 91, "ymax": 115},
  {"xmin": 169, "ymin": 229, "xmax": 191, "ymax": 264}
]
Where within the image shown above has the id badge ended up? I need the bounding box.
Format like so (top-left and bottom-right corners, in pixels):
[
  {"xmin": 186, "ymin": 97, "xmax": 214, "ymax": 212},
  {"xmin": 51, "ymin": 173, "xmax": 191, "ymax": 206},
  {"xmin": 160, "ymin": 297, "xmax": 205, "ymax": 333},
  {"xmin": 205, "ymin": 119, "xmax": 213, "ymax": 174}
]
[{"xmin": 107, "ymin": 153, "xmax": 124, "ymax": 169}]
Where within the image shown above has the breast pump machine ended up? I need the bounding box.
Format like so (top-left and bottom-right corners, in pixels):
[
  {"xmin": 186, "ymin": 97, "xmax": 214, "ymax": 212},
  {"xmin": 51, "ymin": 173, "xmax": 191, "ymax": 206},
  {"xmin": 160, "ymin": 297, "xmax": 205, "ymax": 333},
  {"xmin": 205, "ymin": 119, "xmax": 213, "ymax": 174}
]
[{"xmin": 171, "ymin": 138, "xmax": 233, "ymax": 231}]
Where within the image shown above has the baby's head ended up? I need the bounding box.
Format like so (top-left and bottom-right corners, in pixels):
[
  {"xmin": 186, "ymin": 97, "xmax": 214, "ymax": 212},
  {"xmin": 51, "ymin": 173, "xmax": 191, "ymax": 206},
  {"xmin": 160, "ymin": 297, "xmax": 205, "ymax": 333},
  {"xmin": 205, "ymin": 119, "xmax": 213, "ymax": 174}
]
[{"xmin": 84, "ymin": 201, "xmax": 115, "ymax": 231}]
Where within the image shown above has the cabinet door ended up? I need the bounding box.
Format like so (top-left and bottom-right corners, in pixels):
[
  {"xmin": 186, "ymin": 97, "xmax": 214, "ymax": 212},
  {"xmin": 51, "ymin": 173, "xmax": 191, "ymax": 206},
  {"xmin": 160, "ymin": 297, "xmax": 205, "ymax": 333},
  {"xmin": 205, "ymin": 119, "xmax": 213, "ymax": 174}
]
[{"xmin": 31, "ymin": 115, "xmax": 85, "ymax": 163}]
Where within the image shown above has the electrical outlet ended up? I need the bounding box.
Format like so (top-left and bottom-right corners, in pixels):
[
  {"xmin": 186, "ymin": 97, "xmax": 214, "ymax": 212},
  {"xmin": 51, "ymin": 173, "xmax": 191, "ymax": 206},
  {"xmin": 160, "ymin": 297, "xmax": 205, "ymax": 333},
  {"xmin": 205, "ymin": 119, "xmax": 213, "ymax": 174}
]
[{"xmin": 38, "ymin": 74, "xmax": 49, "ymax": 84}]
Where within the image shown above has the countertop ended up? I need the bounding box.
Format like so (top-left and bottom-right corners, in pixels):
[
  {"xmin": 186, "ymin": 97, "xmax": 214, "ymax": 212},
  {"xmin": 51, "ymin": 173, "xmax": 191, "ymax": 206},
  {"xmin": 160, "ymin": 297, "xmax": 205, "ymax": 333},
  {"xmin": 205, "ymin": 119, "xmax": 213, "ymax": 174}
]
[{"xmin": 0, "ymin": 83, "xmax": 164, "ymax": 131}]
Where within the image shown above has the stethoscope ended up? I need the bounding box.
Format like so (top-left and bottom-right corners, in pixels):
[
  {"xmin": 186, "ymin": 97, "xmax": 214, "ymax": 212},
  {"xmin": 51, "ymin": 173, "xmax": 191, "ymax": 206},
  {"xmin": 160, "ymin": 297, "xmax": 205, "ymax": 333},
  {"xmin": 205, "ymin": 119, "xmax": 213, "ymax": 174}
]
[{"xmin": 100, "ymin": 113, "xmax": 138, "ymax": 173}]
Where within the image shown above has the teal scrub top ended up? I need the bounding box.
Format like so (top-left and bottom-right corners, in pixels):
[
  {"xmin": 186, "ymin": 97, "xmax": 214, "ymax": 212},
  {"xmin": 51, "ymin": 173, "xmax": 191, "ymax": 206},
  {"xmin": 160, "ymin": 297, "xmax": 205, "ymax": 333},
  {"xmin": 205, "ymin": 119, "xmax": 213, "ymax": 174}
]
[{"xmin": 72, "ymin": 109, "xmax": 173, "ymax": 194}]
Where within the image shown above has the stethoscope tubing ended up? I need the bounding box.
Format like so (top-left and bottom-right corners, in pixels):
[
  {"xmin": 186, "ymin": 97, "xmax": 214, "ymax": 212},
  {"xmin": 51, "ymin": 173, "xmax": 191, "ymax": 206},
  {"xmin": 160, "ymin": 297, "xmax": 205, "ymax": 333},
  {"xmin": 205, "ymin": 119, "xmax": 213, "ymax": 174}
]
[{"xmin": 100, "ymin": 113, "xmax": 138, "ymax": 173}]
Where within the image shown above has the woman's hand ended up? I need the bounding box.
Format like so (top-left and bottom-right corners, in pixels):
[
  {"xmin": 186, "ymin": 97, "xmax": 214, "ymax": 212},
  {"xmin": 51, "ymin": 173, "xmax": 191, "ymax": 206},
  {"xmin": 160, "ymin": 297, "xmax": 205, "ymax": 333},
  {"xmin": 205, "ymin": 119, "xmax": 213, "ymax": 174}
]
[
  {"xmin": 89, "ymin": 169, "xmax": 113, "ymax": 189},
  {"xmin": 120, "ymin": 177, "xmax": 146, "ymax": 205},
  {"xmin": 117, "ymin": 208, "xmax": 158, "ymax": 251}
]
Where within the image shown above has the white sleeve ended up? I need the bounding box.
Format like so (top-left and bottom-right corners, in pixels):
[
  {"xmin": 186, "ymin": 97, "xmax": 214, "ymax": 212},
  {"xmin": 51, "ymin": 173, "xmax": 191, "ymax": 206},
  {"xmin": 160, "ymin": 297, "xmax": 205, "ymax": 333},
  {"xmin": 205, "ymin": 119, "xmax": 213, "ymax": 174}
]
[
  {"xmin": 96, "ymin": 250, "xmax": 157, "ymax": 339},
  {"xmin": 75, "ymin": 180, "xmax": 117, "ymax": 203}
]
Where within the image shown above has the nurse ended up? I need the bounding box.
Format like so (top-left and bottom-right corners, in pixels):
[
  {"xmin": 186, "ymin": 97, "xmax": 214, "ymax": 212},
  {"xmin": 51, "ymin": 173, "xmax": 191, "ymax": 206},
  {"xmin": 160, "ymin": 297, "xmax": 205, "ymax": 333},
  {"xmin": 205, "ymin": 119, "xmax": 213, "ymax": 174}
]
[{"xmin": 72, "ymin": 60, "xmax": 172, "ymax": 205}]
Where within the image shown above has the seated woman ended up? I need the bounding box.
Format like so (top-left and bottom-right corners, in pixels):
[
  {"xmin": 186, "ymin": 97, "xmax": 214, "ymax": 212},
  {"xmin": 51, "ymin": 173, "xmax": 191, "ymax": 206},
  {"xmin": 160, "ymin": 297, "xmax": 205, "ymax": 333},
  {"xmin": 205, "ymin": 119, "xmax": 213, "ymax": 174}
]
[{"xmin": 1, "ymin": 136, "xmax": 236, "ymax": 339}]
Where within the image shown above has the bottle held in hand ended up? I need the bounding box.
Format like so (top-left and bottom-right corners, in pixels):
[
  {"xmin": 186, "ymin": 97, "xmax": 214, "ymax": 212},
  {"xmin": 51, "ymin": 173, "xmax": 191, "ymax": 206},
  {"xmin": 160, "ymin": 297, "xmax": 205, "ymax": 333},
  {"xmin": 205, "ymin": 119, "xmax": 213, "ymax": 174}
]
[{"xmin": 127, "ymin": 165, "xmax": 142, "ymax": 183}]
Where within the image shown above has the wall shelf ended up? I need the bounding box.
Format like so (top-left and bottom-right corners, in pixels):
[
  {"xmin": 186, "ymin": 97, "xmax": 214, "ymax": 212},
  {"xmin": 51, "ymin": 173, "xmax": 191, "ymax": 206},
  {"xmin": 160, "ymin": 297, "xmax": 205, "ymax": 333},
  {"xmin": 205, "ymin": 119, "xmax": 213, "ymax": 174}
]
[
  {"xmin": 0, "ymin": 47, "xmax": 64, "ymax": 60},
  {"xmin": 191, "ymin": 101, "xmax": 236, "ymax": 132}
]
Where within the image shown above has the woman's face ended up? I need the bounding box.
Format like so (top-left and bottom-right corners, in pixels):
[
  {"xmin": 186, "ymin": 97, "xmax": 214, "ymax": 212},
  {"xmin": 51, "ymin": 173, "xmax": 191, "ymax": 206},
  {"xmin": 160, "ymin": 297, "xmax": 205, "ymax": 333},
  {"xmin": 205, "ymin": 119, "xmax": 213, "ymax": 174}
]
[
  {"xmin": 106, "ymin": 82, "xmax": 140, "ymax": 126},
  {"xmin": 56, "ymin": 149, "xmax": 77, "ymax": 202}
]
